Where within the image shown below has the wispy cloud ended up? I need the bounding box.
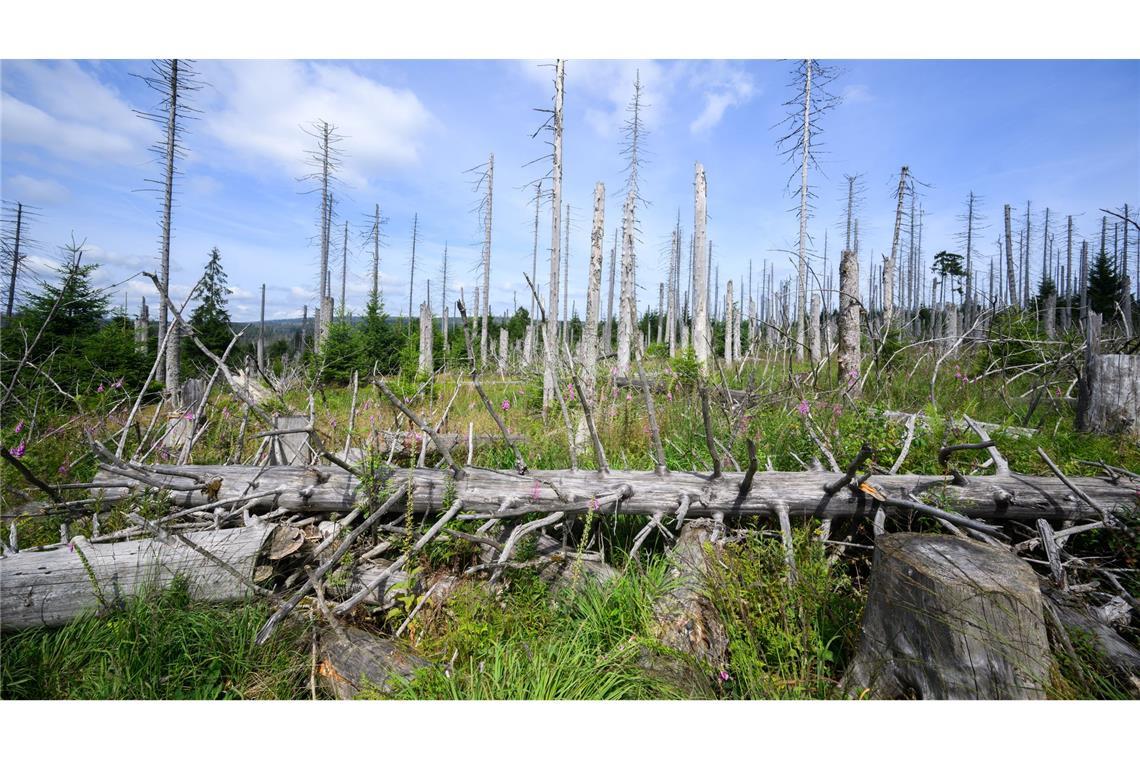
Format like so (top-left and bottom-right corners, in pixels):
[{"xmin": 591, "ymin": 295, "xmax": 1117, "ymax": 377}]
[
  {"xmin": 2, "ymin": 174, "xmax": 70, "ymax": 204},
  {"xmin": 197, "ymin": 61, "xmax": 438, "ymax": 187}
]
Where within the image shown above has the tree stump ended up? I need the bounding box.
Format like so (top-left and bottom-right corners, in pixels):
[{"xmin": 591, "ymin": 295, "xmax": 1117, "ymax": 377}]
[
  {"xmin": 640, "ymin": 519, "xmax": 728, "ymax": 696},
  {"xmin": 1082, "ymin": 354, "xmax": 1140, "ymax": 436},
  {"xmin": 318, "ymin": 626, "xmax": 429, "ymax": 699},
  {"xmin": 844, "ymin": 533, "xmax": 1051, "ymax": 699}
]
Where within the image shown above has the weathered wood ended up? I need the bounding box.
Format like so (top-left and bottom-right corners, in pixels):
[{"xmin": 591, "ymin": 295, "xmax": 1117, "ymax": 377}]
[
  {"xmin": 643, "ymin": 519, "xmax": 727, "ymax": 696},
  {"xmin": 844, "ymin": 533, "xmax": 1051, "ymax": 699},
  {"xmin": 838, "ymin": 249, "xmax": 860, "ymax": 391},
  {"xmin": 317, "ymin": 625, "xmax": 430, "ymax": 698},
  {"xmin": 1043, "ymin": 585, "xmax": 1140, "ymax": 696},
  {"xmin": 0, "ymin": 525, "xmax": 277, "ymax": 632},
  {"xmin": 93, "ymin": 464, "xmax": 1133, "ymax": 523},
  {"xmin": 1081, "ymin": 354, "xmax": 1139, "ymax": 436}
]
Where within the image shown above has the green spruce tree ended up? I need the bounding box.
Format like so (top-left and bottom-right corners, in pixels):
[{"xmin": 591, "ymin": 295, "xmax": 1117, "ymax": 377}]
[
  {"xmin": 187, "ymin": 247, "xmax": 233, "ymax": 363},
  {"xmin": 1086, "ymin": 246, "xmax": 1123, "ymax": 318}
]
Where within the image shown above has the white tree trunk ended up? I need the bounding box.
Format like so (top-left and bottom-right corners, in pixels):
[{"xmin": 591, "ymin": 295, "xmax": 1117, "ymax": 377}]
[
  {"xmin": 544, "ymin": 60, "xmax": 564, "ymax": 409},
  {"xmin": 418, "ymin": 302, "xmax": 433, "ymax": 375},
  {"xmin": 838, "ymin": 249, "xmax": 860, "ymax": 390},
  {"xmin": 724, "ymin": 279, "xmax": 735, "ymax": 364},
  {"xmin": 480, "ymin": 154, "xmax": 494, "ymax": 366},
  {"xmin": 883, "ymin": 167, "xmax": 909, "ymax": 333},
  {"xmin": 795, "ymin": 60, "xmax": 812, "ymax": 362},
  {"xmin": 498, "ymin": 327, "xmax": 508, "ymax": 372},
  {"xmin": 692, "ymin": 163, "xmax": 710, "ymax": 373},
  {"xmin": 809, "ymin": 291, "xmax": 821, "ymax": 365},
  {"xmin": 616, "ymin": 192, "xmax": 636, "ymax": 376},
  {"xmin": 582, "ymin": 182, "xmax": 605, "ymax": 406}
]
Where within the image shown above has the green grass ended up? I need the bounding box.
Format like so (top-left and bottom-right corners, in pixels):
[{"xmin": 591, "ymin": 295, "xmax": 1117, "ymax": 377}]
[
  {"xmin": 378, "ymin": 563, "xmax": 689, "ymax": 700},
  {"xmin": 1, "ymin": 578, "xmax": 311, "ymax": 699},
  {"xmin": 703, "ymin": 526, "xmax": 864, "ymax": 699}
]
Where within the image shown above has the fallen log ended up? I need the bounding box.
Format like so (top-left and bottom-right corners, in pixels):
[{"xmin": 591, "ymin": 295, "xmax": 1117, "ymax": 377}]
[
  {"xmin": 1042, "ymin": 584, "xmax": 1140, "ymax": 696},
  {"xmin": 879, "ymin": 410, "xmax": 1037, "ymax": 439},
  {"xmin": 0, "ymin": 525, "xmax": 287, "ymax": 632},
  {"xmin": 92, "ymin": 464, "xmax": 1135, "ymax": 523},
  {"xmin": 843, "ymin": 533, "xmax": 1051, "ymax": 699}
]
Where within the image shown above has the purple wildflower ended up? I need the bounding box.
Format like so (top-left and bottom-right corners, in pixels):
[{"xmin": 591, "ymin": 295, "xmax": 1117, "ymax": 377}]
[
  {"xmin": 96, "ymin": 383, "xmax": 105, "ymax": 393},
  {"xmin": 500, "ymin": 399, "xmax": 511, "ymax": 412},
  {"xmin": 9, "ymin": 441, "xmax": 26, "ymax": 458},
  {"xmin": 13, "ymin": 420, "xmax": 24, "ymax": 434},
  {"xmin": 797, "ymin": 400, "xmax": 810, "ymax": 416},
  {"xmin": 719, "ymin": 670, "xmax": 731, "ymax": 682}
]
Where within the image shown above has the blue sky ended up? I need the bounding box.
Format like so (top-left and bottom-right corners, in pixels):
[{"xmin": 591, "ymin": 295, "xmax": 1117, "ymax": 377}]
[{"xmin": 2, "ymin": 59, "xmax": 1137, "ymax": 323}]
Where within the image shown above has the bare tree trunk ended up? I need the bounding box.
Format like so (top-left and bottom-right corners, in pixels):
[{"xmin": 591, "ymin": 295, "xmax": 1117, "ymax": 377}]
[
  {"xmin": 838, "ymin": 249, "xmax": 860, "ymax": 391},
  {"xmin": 159, "ymin": 61, "xmax": 182, "ymax": 388},
  {"xmin": 418, "ymin": 302, "xmax": 433, "ymax": 375},
  {"xmin": 809, "ymin": 291, "xmax": 821, "ymax": 365},
  {"xmin": 1004, "ymin": 204, "xmax": 1018, "ymax": 307},
  {"xmin": 617, "ymin": 193, "xmax": 636, "ymax": 376},
  {"xmin": 440, "ymin": 243, "xmax": 449, "ymax": 355},
  {"xmin": 582, "ymin": 182, "xmax": 605, "ymax": 406},
  {"xmin": 723, "ymin": 279, "xmax": 735, "ymax": 364},
  {"xmin": 257, "ymin": 283, "xmax": 266, "ymax": 371},
  {"xmin": 883, "ymin": 167, "xmax": 908, "ymax": 333},
  {"xmin": 794, "ymin": 60, "xmax": 813, "ymax": 362},
  {"xmin": 1080, "ymin": 240, "xmax": 1089, "ymax": 324},
  {"xmin": 4, "ymin": 202, "xmax": 23, "ymax": 320},
  {"xmin": 498, "ymin": 327, "xmax": 508, "ymax": 372},
  {"xmin": 135, "ymin": 297, "xmax": 149, "ymax": 353},
  {"xmin": 602, "ymin": 226, "xmax": 618, "ymax": 353},
  {"xmin": 544, "ymin": 60, "xmax": 564, "ymax": 410},
  {"xmin": 407, "ymin": 212, "xmax": 419, "ymax": 333},
  {"xmin": 692, "ymin": 163, "xmax": 710, "ymax": 373},
  {"xmin": 965, "ymin": 191, "xmax": 975, "ymax": 325},
  {"xmin": 529, "ymin": 182, "xmax": 541, "ymax": 324},
  {"xmin": 480, "ymin": 153, "xmax": 494, "ymax": 366}
]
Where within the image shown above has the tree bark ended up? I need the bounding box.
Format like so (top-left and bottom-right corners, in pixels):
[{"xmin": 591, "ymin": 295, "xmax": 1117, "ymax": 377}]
[
  {"xmin": 1, "ymin": 525, "xmax": 282, "ymax": 632},
  {"xmin": 692, "ymin": 163, "xmax": 710, "ymax": 373},
  {"xmin": 844, "ymin": 533, "xmax": 1051, "ymax": 699},
  {"xmin": 838, "ymin": 249, "xmax": 861, "ymax": 390},
  {"xmin": 582, "ymin": 182, "xmax": 605, "ymax": 406}
]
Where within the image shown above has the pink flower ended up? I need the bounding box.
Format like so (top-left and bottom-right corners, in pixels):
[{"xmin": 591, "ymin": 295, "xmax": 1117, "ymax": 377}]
[
  {"xmin": 500, "ymin": 399, "xmax": 511, "ymax": 412},
  {"xmin": 58, "ymin": 461, "xmax": 70, "ymax": 476},
  {"xmin": 666, "ymin": 392, "xmax": 673, "ymax": 401},
  {"xmin": 221, "ymin": 406, "xmax": 232, "ymax": 419},
  {"xmin": 625, "ymin": 392, "xmax": 632, "ymax": 401},
  {"xmin": 111, "ymin": 378, "xmax": 123, "ymax": 389},
  {"xmin": 13, "ymin": 420, "xmax": 24, "ymax": 434},
  {"xmin": 183, "ymin": 411, "xmax": 194, "ymax": 420},
  {"xmin": 589, "ymin": 497, "xmax": 601, "ymax": 512},
  {"xmin": 96, "ymin": 383, "xmax": 105, "ymax": 393},
  {"xmin": 566, "ymin": 385, "xmax": 576, "ymax": 402},
  {"xmin": 797, "ymin": 400, "xmax": 810, "ymax": 416},
  {"xmin": 719, "ymin": 670, "xmax": 731, "ymax": 682},
  {"xmin": 9, "ymin": 441, "xmax": 26, "ymax": 458}
]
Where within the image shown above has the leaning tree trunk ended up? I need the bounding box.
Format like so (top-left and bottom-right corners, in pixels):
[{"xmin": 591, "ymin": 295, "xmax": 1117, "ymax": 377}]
[{"xmin": 844, "ymin": 533, "xmax": 1051, "ymax": 699}]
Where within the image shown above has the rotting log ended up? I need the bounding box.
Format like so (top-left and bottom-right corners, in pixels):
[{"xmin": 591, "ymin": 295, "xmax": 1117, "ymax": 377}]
[
  {"xmin": 317, "ymin": 625, "xmax": 430, "ymax": 699},
  {"xmin": 1042, "ymin": 584, "xmax": 1140, "ymax": 696},
  {"xmin": 92, "ymin": 464, "xmax": 1135, "ymax": 523},
  {"xmin": 843, "ymin": 533, "xmax": 1051, "ymax": 699},
  {"xmin": 641, "ymin": 519, "xmax": 727, "ymax": 698},
  {"xmin": 0, "ymin": 525, "xmax": 287, "ymax": 632}
]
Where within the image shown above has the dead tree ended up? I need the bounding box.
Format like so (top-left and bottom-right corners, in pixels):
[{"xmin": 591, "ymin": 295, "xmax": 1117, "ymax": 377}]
[
  {"xmin": 582, "ymin": 182, "xmax": 605, "ymax": 405},
  {"xmin": 544, "ymin": 60, "xmax": 565, "ymax": 409},
  {"xmin": 1004, "ymin": 204, "xmax": 1018, "ymax": 307},
  {"xmin": 692, "ymin": 163, "xmax": 710, "ymax": 372},
  {"xmin": 615, "ymin": 70, "xmax": 648, "ymax": 376},
  {"xmin": 837, "ymin": 249, "xmax": 860, "ymax": 390},
  {"xmin": 257, "ymin": 283, "xmax": 266, "ymax": 371},
  {"xmin": 439, "ymin": 243, "xmax": 449, "ymax": 355},
  {"xmin": 135, "ymin": 59, "xmax": 202, "ymax": 394},
  {"xmin": 776, "ymin": 60, "xmax": 838, "ymax": 360},
  {"xmin": 603, "ymin": 227, "xmax": 618, "ymax": 351},
  {"xmin": 407, "ymin": 212, "xmax": 419, "ymax": 331},
  {"xmin": 2, "ymin": 201, "xmax": 40, "ymax": 321},
  {"xmin": 466, "ymin": 153, "xmax": 494, "ymax": 365},
  {"xmin": 883, "ymin": 167, "xmax": 910, "ymax": 333},
  {"xmin": 417, "ymin": 302, "xmax": 433, "ymax": 375},
  {"xmin": 298, "ymin": 119, "xmax": 342, "ymax": 351}
]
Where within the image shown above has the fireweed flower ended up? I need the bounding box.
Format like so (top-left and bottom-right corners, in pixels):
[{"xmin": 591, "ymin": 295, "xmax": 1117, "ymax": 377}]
[
  {"xmin": 719, "ymin": 670, "xmax": 731, "ymax": 682},
  {"xmin": 797, "ymin": 400, "xmax": 810, "ymax": 416},
  {"xmin": 10, "ymin": 441, "xmax": 26, "ymax": 458},
  {"xmin": 500, "ymin": 399, "xmax": 511, "ymax": 411},
  {"xmin": 13, "ymin": 420, "xmax": 24, "ymax": 434},
  {"xmin": 96, "ymin": 383, "xmax": 105, "ymax": 393}
]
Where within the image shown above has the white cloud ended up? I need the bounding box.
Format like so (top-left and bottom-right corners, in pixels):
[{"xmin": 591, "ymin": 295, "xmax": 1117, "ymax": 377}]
[
  {"xmin": 0, "ymin": 60, "xmax": 155, "ymax": 165},
  {"xmin": 2, "ymin": 174, "xmax": 70, "ymax": 204},
  {"xmin": 689, "ymin": 63, "xmax": 756, "ymax": 134},
  {"xmin": 198, "ymin": 61, "xmax": 437, "ymax": 186}
]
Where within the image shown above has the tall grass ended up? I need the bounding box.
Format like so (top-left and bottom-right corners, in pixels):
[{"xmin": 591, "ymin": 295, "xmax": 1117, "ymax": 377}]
[{"xmin": 1, "ymin": 577, "xmax": 310, "ymax": 699}]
